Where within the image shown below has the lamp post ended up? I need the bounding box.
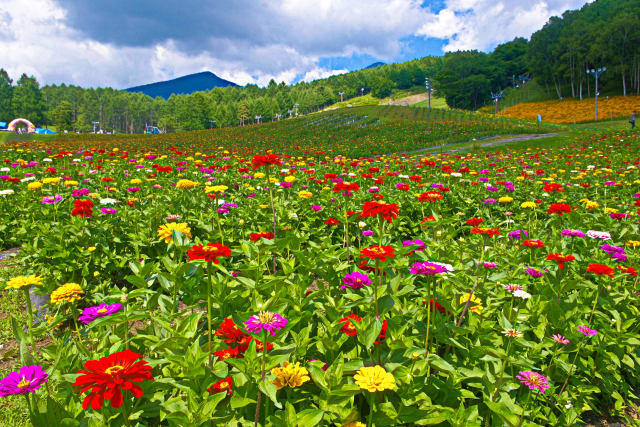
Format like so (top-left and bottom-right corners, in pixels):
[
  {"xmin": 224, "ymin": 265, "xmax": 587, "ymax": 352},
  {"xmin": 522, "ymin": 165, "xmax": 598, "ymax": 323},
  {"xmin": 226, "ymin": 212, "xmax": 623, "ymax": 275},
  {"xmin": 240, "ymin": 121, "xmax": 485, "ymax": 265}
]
[
  {"xmin": 287, "ymin": 109, "xmax": 294, "ymax": 118},
  {"xmin": 425, "ymin": 77, "xmax": 432, "ymax": 109},
  {"xmin": 254, "ymin": 115, "xmax": 262, "ymax": 124},
  {"xmin": 586, "ymin": 67, "xmax": 606, "ymax": 119},
  {"xmin": 490, "ymin": 91, "xmax": 504, "ymax": 114},
  {"xmin": 294, "ymin": 104, "xmax": 299, "ymax": 117},
  {"xmin": 91, "ymin": 121, "xmax": 100, "ymax": 133},
  {"xmin": 360, "ymin": 87, "xmax": 364, "ymax": 97},
  {"xmin": 339, "ymin": 91, "xmax": 345, "ymax": 102}
]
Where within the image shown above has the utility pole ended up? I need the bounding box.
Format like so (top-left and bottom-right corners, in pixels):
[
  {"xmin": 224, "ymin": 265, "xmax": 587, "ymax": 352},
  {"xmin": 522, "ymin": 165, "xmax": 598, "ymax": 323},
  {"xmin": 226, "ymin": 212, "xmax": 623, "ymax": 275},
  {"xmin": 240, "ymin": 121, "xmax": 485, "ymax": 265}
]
[
  {"xmin": 425, "ymin": 77, "xmax": 432, "ymax": 109},
  {"xmin": 586, "ymin": 67, "xmax": 606, "ymax": 119},
  {"xmin": 490, "ymin": 91, "xmax": 504, "ymax": 114}
]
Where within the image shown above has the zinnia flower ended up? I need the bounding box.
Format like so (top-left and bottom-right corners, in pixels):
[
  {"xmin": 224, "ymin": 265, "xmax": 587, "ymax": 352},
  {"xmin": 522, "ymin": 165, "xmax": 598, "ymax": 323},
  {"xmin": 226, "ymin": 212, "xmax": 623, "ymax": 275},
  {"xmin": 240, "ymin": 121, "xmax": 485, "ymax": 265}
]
[
  {"xmin": 353, "ymin": 366, "xmax": 395, "ymax": 392},
  {"xmin": 78, "ymin": 303, "xmax": 123, "ymax": 324},
  {"xmin": 252, "ymin": 154, "xmax": 281, "ymax": 170},
  {"xmin": 157, "ymin": 222, "xmax": 192, "ymax": 243},
  {"xmin": 50, "ymin": 282, "xmax": 84, "ymax": 304},
  {"xmin": 525, "ymin": 267, "xmax": 545, "ymax": 278},
  {"xmin": 459, "ymin": 293, "xmax": 483, "ymax": 313},
  {"xmin": 547, "ymin": 203, "xmax": 572, "ymax": 216},
  {"xmin": 271, "ymin": 362, "xmax": 310, "ymax": 390},
  {"xmin": 516, "ymin": 371, "xmax": 550, "ymax": 393},
  {"xmin": 546, "ymin": 253, "xmax": 576, "ymax": 269},
  {"xmin": 244, "ymin": 311, "xmax": 287, "ymax": 336},
  {"xmin": 359, "ymin": 201, "xmax": 399, "ymax": 224},
  {"xmin": 250, "ymin": 232, "xmax": 274, "ymax": 241},
  {"xmin": 207, "ymin": 377, "xmax": 233, "ymax": 395},
  {"xmin": 5, "ymin": 274, "xmax": 44, "ymax": 290},
  {"xmin": 215, "ymin": 318, "xmax": 249, "ymax": 343},
  {"xmin": 175, "ymin": 179, "xmax": 199, "ymax": 189},
  {"xmin": 502, "ymin": 329, "xmax": 523, "ymax": 338},
  {"xmin": 359, "ymin": 245, "xmax": 395, "ymax": 262},
  {"xmin": 522, "ymin": 239, "xmax": 545, "ymax": 249},
  {"xmin": 578, "ymin": 325, "xmax": 597, "ymax": 336},
  {"xmin": 552, "ymin": 334, "xmax": 570, "ymax": 345},
  {"xmin": 410, "ymin": 261, "xmax": 448, "ymax": 275},
  {"xmin": 586, "ymin": 263, "xmax": 614, "ymax": 278},
  {"xmin": 0, "ymin": 365, "xmax": 49, "ymax": 397},
  {"xmin": 186, "ymin": 242, "xmax": 231, "ymax": 264},
  {"xmin": 341, "ymin": 272, "xmax": 371, "ymax": 290},
  {"xmin": 73, "ymin": 350, "xmax": 154, "ymax": 410}
]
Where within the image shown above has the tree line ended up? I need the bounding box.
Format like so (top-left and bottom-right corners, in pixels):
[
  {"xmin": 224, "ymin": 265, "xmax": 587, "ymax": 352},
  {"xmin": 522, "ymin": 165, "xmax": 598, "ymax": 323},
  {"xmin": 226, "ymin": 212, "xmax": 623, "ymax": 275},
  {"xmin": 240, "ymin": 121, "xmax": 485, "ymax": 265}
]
[{"xmin": 0, "ymin": 0, "xmax": 637, "ymax": 132}]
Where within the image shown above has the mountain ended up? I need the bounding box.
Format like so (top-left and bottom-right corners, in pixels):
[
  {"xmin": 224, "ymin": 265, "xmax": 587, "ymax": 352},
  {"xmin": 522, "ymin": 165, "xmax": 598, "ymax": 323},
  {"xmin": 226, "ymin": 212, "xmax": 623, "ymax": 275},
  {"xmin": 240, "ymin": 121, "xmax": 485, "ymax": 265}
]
[
  {"xmin": 363, "ymin": 62, "xmax": 385, "ymax": 70},
  {"xmin": 124, "ymin": 71, "xmax": 238, "ymax": 99}
]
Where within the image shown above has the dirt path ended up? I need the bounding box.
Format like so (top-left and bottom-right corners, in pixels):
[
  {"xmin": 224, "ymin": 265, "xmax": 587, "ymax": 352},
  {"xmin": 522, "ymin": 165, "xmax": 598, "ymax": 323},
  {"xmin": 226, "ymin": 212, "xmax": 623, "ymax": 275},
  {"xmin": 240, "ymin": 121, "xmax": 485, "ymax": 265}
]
[
  {"xmin": 392, "ymin": 132, "xmax": 560, "ymax": 156},
  {"xmin": 382, "ymin": 93, "xmax": 430, "ymax": 106}
]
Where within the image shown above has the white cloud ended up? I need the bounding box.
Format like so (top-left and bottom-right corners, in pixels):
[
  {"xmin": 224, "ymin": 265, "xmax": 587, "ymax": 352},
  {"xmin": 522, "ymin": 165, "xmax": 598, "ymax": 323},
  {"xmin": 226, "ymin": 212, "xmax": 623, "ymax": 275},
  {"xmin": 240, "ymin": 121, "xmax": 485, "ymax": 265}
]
[
  {"xmin": 416, "ymin": 0, "xmax": 593, "ymax": 52},
  {"xmin": 0, "ymin": 0, "xmax": 593, "ymax": 89}
]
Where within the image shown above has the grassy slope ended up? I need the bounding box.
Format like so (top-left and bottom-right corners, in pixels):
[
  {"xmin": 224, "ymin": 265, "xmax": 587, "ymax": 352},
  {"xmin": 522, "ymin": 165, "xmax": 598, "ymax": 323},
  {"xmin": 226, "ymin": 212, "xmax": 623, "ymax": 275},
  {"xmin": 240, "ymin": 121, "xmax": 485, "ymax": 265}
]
[{"xmin": 323, "ymin": 87, "xmax": 448, "ymax": 111}]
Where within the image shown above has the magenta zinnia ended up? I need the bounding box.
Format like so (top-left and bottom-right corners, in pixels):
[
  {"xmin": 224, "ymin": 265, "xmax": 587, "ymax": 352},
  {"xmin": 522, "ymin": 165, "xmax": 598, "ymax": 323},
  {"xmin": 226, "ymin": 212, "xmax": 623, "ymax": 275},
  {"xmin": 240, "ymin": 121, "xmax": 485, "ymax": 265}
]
[
  {"xmin": 341, "ymin": 272, "xmax": 371, "ymax": 290},
  {"xmin": 578, "ymin": 325, "xmax": 597, "ymax": 336},
  {"xmin": 516, "ymin": 371, "xmax": 550, "ymax": 393},
  {"xmin": 79, "ymin": 302, "xmax": 123, "ymax": 324},
  {"xmin": 0, "ymin": 365, "xmax": 49, "ymax": 397},
  {"xmin": 410, "ymin": 261, "xmax": 448, "ymax": 275},
  {"xmin": 244, "ymin": 311, "xmax": 288, "ymax": 336}
]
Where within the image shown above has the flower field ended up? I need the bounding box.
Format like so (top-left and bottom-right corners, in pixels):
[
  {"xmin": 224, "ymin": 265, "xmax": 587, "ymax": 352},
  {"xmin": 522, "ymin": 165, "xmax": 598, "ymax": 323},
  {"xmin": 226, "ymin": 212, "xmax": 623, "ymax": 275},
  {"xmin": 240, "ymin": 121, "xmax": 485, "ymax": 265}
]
[
  {"xmin": 0, "ymin": 115, "xmax": 639, "ymax": 426},
  {"xmin": 500, "ymin": 95, "xmax": 640, "ymax": 124}
]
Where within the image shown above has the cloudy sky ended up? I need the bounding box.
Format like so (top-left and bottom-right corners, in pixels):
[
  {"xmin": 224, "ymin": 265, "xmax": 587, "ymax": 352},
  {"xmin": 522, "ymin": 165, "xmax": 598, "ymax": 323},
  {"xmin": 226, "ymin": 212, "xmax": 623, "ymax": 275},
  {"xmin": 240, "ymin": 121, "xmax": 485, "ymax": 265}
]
[{"xmin": 0, "ymin": 0, "xmax": 591, "ymax": 89}]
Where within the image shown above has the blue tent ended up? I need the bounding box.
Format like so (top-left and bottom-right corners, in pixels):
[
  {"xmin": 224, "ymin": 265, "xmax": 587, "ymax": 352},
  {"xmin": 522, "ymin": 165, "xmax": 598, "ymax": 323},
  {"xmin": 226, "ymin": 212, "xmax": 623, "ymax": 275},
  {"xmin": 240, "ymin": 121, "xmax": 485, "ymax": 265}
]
[{"xmin": 35, "ymin": 128, "xmax": 56, "ymax": 134}]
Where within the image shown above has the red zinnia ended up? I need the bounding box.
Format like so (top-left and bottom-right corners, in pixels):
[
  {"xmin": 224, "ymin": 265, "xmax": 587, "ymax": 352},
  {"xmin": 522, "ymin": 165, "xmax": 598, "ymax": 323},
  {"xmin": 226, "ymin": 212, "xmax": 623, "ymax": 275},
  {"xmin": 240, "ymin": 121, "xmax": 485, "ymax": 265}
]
[
  {"xmin": 251, "ymin": 154, "xmax": 281, "ymax": 170},
  {"xmin": 547, "ymin": 203, "xmax": 572, "ymax": 216},
  {"xmin": 466, "ymin": 218, "xmax": 484, "ymax": 226},
  {"xmin": 338, "ymin": 314, "xmax": 387, "ymax": 344},
  {"xmin": 72, "ymin": 199, "xmax": 94, "ymax": 217},
  {"xmin": 333, "ymin": 182, "xmax": 360, "ymax": 192},
  {"xmin": 586, "ymin": 263, "xmax": 614, "ymax": 277},
  {"xmin": 543, "ymin": 183, "xmax": 564, "ymax": 193},
  {"xmin": 207, "ymin": 377, "xmax": 233, "ymax": 395},
  {"xmin": 359, "ymin": 245, "xmax": 395, "ymax": 262},
  {"xmin": 325, "ymin": 218, "xmax": 339, "ymax": 226},
  {"xmin": 214, "ymin": 347, "xmax": 241, "ymax": 360},
  {"xmin": 470, "ymin": 227, "xmax": 501, "ymax": 238},
  {"xmin": 250, "ymin": 232, "xmax": 274, "ymax": 242},
  {"xmin": 617, "ymin": 265, "xmax": 637, "ymax": 276},
  {"xmin": 418, "ymin": 191, "xmax": 443, "ymax": 202},
  {"xmin": 546, "ymin": 253, "xmax": 576, "ymax": 269},
  {"xmin": 359, "ymin": 201, "xmax": 399, "ymax": 224},
  {"xmin": 214, "ymin": 318, "xmax": 248, "ymax": 344},
  {"xmin": 186, "ymin": 243, "xmax": 231, "ymax": 264},
  {"xmin": 522, "ymin": 239, "xmax": 545, "ymax": 249},
  {"xmin": 73, "ymin": 350, "xmax": 154, "ymax": 410}
]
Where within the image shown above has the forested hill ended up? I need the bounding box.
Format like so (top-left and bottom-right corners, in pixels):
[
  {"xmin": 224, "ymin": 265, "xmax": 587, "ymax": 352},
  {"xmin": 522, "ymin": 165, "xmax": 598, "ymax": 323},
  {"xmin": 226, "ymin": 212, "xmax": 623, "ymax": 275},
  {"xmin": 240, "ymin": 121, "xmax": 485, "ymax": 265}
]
[
  {"xmin": 0, "ymin": 0, "xmax": 637, "ymax": 133},
  {"xmin": 125, "ymin": 72, "xmax": 238, "ymax": 99}
]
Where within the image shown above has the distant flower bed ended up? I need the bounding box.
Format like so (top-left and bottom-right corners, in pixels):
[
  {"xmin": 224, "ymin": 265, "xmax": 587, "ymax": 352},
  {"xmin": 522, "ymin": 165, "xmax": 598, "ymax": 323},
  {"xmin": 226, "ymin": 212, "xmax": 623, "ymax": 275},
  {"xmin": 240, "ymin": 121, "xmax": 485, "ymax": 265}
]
[{"xmin": 501, "ymin": 95, "xmax": 640, "ymax": 123}]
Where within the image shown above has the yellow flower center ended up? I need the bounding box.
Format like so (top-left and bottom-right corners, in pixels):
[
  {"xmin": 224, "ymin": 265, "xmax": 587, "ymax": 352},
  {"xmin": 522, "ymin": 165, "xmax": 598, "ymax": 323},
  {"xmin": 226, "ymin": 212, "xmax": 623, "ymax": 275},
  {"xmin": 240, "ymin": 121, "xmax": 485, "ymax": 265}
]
[
  {"xmin": 258, "ymin": 311, "xmax": 275, "ymax": 324},
  {"xmin": 96, "ymin": 308, "xmax": 108, "ymax": 314},
  {"xmin": 17, "ymin": 378, "xmax": 31, "ymax": 388},
  {"xmin": 202, "ymin": 245, "xmax": 219, "ymax": 253},
  {"xmin": 104, "ymin": 365, "xmax": 124, "ymax": 375}
]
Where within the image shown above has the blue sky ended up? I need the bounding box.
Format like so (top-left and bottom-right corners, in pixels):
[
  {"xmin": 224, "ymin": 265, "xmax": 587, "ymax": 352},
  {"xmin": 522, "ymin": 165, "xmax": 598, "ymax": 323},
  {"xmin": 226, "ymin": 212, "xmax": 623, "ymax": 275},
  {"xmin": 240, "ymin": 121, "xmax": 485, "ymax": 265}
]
[{"xmin": 0, "ymin": 0, "xmax": 592, "ymax": 88}]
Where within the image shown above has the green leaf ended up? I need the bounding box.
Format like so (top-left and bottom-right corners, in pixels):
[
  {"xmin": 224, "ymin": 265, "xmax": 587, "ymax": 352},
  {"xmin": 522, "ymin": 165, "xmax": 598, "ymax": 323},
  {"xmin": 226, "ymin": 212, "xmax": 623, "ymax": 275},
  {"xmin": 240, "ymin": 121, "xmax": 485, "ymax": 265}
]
[{"xmin": 295, "ymin": 409, "xmax": 324, "ymax": 426}]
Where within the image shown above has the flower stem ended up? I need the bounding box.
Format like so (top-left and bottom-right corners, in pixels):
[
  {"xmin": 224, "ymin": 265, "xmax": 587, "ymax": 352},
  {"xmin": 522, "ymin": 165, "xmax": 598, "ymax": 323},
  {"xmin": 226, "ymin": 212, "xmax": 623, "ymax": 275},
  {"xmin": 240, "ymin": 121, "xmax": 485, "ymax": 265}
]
[
  {"xmin": 206, "ymin": 262, "xmax": 215, "ymax": 369},
  {"xmin": 367, "ymin": 392, "xmax": 377, "ymax": 427},
  {"xmin": 558, "ymin": 340, "xmax": 585, "ymax": 397},
  {"xmin": 588, "ymin": 283, "xmax": 601, "ymax": 325},
  {"xmin": 23, "ymin": 288, "xmax": 40, "ymax": 363},
  {"xmin": 424, "ymin": 279, "xmax": 433, "ymax": 382}
]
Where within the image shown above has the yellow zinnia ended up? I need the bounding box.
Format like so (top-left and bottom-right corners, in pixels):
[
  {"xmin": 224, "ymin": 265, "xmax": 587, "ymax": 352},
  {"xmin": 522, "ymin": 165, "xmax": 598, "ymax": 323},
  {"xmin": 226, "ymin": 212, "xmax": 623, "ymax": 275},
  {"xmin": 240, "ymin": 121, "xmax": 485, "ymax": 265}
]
[
  {"xmin": 64, "ymin": 180, "xmax": 79, "ymax": 187},
  {"xmin": 42, "ymin": 177, "xmax": 60, "ymax": 185},
  {"xmin": 498, "ymin": 196, "xmax": 513, "ymax": 203},
  {"xmin": 354, "ymin": 365, "xmax": 395, "ymax": 392},
  {"xmin": 585, "ymin": 201, "xmax": 599, "ymax": 210},
  {"xmin": 130, "ymin": 178, "xmax": 142, "ymax": 184},
  {"xmin": 344, "ymin": 423, "xmax": 366, "ymax": 427},
  {"xmin": 520, "ymin": 201, "xmax": 537, "ymax": 208},
  {"xmin": 298, "ymin": 190, "xmax": 312, "ymax": 199},
  {"xmin": 5, "ymin": 274, "xmax": 43, "ymax": 290},
  {"xmin": 50, "ymin": 283, "xmax": 84, "ymax": 304},
  {"xmin": 284, "ymin": 176, "xmax": 296, "ymax": 183},
  {"xmin": 459, "ymin": 293, "xmax": 483, "ymax": 313},
  {"xmin": 204, "ymin": 185, "xmax": 229, "ymax": 193},
  {"xmin": 176, "ymin": 179, "xmax": 198, "ymax": 189},
  {"xmin": 626, "ymin": 240, "xmax": 640, "ymax": 248},
  {"xmin": 27, "ymin": 182, "xmax": 43, "ymax": 190},
  {"xmin": 271, "ymin": 362, "xmax": 310, "ymax": 390},
  {"xmin": 157, "ymin": 222, "xmax": 192, "ymax": 243}
]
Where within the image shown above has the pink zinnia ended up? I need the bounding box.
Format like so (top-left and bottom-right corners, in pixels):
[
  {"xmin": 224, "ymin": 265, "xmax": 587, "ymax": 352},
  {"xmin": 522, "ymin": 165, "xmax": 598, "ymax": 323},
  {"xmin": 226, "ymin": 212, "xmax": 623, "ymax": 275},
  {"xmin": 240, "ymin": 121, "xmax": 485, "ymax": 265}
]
[
  {"xmin": 341, "ymin": 272, "xmax": 371, "ymax": 290},
  {"xmin": 516, "ymin": 371, "xmax": 550, "ymax": 393},
  {"xmin": 578, "ymin": 325, "xmax": 597, "ymax": 336},
  {"xmin": 410, "ymin": 261, "xmax": 448, "ymax": 275},
  {"xmin": 244, "ymin": 311, "xmax": 287, "ymax": 336},
  {"xmin": 504, "ymin": 284, "xmax": 523, "ymax": 293},
  {"xmin": 0, "ymin": 365, "xmax": 49, "ymax": 396},
  {"xmin": 551, "ymin": 334, "xmax": 570, "ymax": 345}
]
